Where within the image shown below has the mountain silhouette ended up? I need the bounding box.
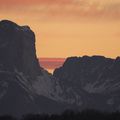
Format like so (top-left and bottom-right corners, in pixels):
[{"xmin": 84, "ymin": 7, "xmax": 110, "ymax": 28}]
[
  {"xmin": 0, "ymin": 20, "xmax": 120, "ymax": 116},
  {"xmin": 0, "ymin": 20, "xmax": 76, "ymax": 116},
  {"xmin": 0, "ymin": 20, "xmax": 41, "ymax": 79},
  {"xmin": 53, "ymin": 56, "xmax": 120, "ymax": 111}
]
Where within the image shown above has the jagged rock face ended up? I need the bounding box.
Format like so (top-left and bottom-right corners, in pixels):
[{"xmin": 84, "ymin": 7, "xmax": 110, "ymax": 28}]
[
  {"xmin": 53, "ymin": 56, "xmax": 120, "ymax": 111},
  {"xmin": 0, "ymin": 20, "xmax": 41, "ymax": 79},
  {"xmin": 0, "ymin": 20, "xmax": 74, "ymax": 116},
  {"xmin": 0, "ymin": 20, "xmax": 120, "ymax": 115}
]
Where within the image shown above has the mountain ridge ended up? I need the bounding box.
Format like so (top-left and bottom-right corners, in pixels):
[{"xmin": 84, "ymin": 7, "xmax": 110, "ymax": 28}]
[
  {"xmin": 53, "ymin": 55, "xmax": 120, "ymax": 111},
  {"xmin": 0, "ymin": 20, "xmax": 120, "ymax": 116},
  {"xmin": 0, "ymin": 20, "xmax": 71, "ymax": 116}
]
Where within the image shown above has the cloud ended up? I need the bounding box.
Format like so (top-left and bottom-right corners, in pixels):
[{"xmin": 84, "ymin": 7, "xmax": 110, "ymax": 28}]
[
  {"xmin": 0, "ymin": 0, "xmax": 73, "ymax": 5},
  {"xmin": 0, "ymin": 0, "xmax": 120, "ymax": 20},
  {"xmin": 28, "ymin": 1, "xmax": 120, "ymax": 19}
]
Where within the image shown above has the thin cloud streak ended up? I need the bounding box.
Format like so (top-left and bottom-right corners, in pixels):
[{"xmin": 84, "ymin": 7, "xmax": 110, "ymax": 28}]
[{"xmin": 0, "ymin": 0, "xmax": 120, "ymax": 19}]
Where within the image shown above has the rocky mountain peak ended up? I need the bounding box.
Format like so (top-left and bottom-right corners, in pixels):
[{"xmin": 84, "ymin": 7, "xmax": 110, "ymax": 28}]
[{"xmin": 0, "ymin": 20, "xmax": 41, "ymax": 80}]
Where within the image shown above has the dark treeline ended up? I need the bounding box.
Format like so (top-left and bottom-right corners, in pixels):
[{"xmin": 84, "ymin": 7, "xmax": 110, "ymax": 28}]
[{"xmin": 0, "ymin": 110, "xmax": 120, "ymax": 120}]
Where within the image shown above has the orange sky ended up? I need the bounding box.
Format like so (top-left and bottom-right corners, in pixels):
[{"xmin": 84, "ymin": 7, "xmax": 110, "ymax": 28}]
[
  {"xmin": 39, "ymin": 58, "xmax": 65, "ymax": 73},
  {"xmin": 40, "ymin": 58, "xmax": 65, "ymax": 69},
  {"xmin": 0, "ymin": 0, "xmax": 120, "ymax": 58}
]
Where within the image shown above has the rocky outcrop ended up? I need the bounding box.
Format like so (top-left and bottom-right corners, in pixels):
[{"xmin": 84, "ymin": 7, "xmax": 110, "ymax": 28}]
[{"xmin": 0, "ymin": 20, "xmax": 41, "ymax": 80}]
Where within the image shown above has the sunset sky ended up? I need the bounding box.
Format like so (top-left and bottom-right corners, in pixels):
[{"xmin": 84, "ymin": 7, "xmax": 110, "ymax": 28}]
[{"xmin": 0, "ymin": 0, "xmax": 120, "ymax": 71}]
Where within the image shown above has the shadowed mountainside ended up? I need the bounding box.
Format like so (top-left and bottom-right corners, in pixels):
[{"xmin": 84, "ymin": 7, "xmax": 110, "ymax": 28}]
[
  {"xmin": 53, "ymin": 56, "xmax": 120, "ymax": 111},
  {"xmin": 0, "ymin": 20, "xmax": 76, "ymax": 116},
  {"xmin": 0, "ymin": 20, "xmax": 41, "ymax": 80},
  {"xmin": 0, "ymin": 20, "xmax": 120, "ymax": 116}
]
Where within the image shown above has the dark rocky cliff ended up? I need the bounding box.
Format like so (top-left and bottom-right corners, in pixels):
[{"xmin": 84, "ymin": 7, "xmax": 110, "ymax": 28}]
[
  {"xmin": 0, "ymin": 20, "xmax": 120, "ymax": 116},
  {"xmin": 0, "ymin": 20, "xmax": 41, "ymax": 80},
  {"xmin": 53, "ymin": 56, "xmax": 120, "ymax": 111},
  {"xmin": 0, "ymin": 20, "xmax": 67, "ymax": 116}
]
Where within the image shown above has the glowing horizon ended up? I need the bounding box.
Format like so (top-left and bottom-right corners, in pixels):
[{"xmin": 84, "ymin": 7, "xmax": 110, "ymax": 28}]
[{"xmin": 0, "ymin": 0, "xmax": 120, "ymax": 58}]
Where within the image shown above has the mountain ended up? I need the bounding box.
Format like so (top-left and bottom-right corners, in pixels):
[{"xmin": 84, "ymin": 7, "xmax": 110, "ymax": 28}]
[
  {"xmin": 53, "ymin": 56, "xmax": 120, "ymax": 111},
  {"xmin": 0, "ymin": 20, "xmax": 120, "ymax": 116},
  {"xmin": 0, "ymin": 20, "xmax": 77, "ymax": 116},
  {"xmin": 0, "ymin": 20, "xmax": 41, "ymax": 80}
]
